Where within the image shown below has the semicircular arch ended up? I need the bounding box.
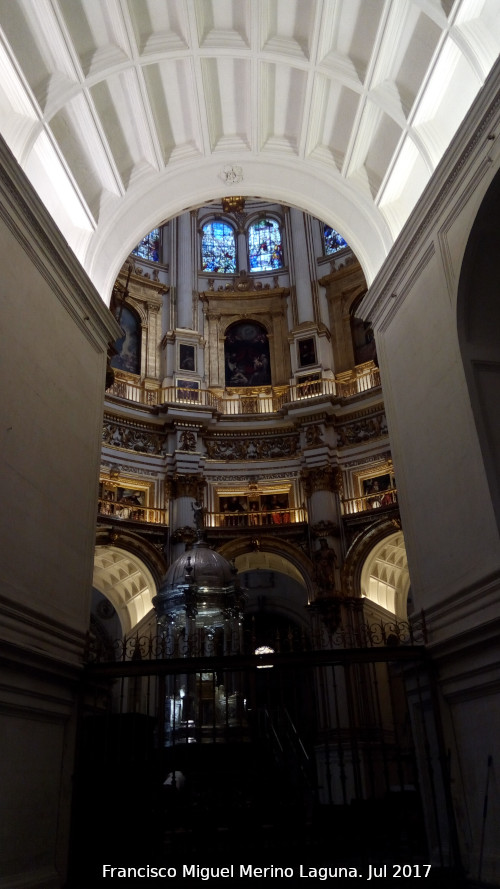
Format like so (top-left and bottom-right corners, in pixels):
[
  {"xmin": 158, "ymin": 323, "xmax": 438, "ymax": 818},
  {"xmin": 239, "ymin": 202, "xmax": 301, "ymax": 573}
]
[
  {"xmin": 93, "ymin": 544, "xmax": 159, "ymax": 635},
  {"xmin": 341, "ymin": 521, "xmax": 410, "ymax": 619},
  {"xmin": 217, "ymin": 535, "xmax": 315, "ymax": 601}
]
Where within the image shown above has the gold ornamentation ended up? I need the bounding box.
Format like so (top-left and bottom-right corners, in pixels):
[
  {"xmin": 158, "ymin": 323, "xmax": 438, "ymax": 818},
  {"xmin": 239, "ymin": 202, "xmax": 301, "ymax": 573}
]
[
  {"xmin": 301, "ymin": 466, "xmax": 339, "ymax": 496},
  {"xmin": 222, "ymin": 196, "xmax": 245, "ymax": 214},
  {"xmin": 171, "ymin": 474, "xmax": 206, "ymax": 500}
]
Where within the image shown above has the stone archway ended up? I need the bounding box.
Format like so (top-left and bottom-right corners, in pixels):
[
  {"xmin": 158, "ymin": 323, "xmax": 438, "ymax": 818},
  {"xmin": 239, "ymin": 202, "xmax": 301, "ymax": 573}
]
[
  {"xmin": 341, "ymin": 518, "xmax": 410, "ymax": 618},
  {"xmin": 457, "ymin": 167, "xmax": 500, "ymax": 532},
  {"xmin": 93, "ymin": 546, "xmax": 158, "ymax": 634}
]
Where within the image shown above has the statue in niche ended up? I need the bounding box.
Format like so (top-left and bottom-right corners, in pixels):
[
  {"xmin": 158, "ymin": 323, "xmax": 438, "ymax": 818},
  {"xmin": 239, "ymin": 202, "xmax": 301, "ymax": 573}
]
[
  {"xmin": 314, "ymin": 539, "xmax": 338, "ymax": 592},
  {"xmin": 192, "ymin": 500, "xmax": 206, "ymax": 534}
]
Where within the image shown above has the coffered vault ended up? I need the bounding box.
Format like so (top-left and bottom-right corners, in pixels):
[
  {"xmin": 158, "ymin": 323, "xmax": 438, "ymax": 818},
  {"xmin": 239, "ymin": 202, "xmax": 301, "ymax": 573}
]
[{"xmin": 0, "ymin": 0, "xmax": 498, "ymax": 298}]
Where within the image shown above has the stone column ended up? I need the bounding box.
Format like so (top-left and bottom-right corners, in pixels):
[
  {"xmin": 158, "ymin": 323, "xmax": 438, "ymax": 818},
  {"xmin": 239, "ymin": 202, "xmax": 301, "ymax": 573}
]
[
  {"xmin": 167, "ymin": 474, "xmax": 206, "ymax": 561},
  {"xmin": 289, "ymin": 207, "xmax": 315, "ymax": 324},
  {"xmin": 302, "ymin": 466, "xmax": 343, "ymax": 596},
  {"xmin": 176, "ymin": 212, "xmax": 194, "ymax": 330}
]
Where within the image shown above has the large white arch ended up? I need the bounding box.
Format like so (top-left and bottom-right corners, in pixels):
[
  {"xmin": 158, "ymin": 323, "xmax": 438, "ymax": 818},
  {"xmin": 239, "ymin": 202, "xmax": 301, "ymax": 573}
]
[
  {"xmin": 1, "ymin": 1, "xmax": 498, "ymax": 300},
  {"xmin": 93, "ymin": 546, "xmax": 157, "ymax": 634}
]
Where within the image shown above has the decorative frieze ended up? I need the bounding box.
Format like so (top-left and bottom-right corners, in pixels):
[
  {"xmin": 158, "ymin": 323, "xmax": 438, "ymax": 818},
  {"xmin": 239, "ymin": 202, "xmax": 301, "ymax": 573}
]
[
  {"xmin": 205, "ymin": 432, "xmax": 299, "ymax": 461},
  {"xmin": 102, "ymin": 418, "xmax": 166, "ymax": 455},
  {"xmin": 336, "ymin": 413, "xmax": 388, "ymax": 446}
]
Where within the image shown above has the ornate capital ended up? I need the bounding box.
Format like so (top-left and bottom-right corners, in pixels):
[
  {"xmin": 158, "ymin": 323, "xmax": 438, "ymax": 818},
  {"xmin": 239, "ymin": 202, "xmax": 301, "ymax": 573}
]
[
  {"xmin": 301, "ymin": 466, "xmax": 341, "ymax": 496},
  {"xmin": 170, "ymin": 473, "xmax": 206, "ymax": 500}
]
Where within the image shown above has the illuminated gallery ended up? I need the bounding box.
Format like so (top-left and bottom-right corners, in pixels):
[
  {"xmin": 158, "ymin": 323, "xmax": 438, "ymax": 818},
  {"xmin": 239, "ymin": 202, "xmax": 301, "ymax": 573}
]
[{"xmin": 1, "ymin": 2, "xmax": 500, "ymax": 887}]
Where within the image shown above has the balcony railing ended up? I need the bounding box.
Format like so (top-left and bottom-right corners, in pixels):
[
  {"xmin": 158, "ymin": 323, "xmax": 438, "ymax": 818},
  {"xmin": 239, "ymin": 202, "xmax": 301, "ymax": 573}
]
[
  {"xmin": 205, "ymin": 506, "xmax": 307, "ymax": 528},
  {"xmin": 105, "ymin": 364, "xmax": 381, "ymax": 414},
  {"xmin": 97, "ymin": 499, "xmax": 168, "ymax": 525},
  {"xmin": 341, "ymin": 488, "xmax": 398, "ymax": 515}
]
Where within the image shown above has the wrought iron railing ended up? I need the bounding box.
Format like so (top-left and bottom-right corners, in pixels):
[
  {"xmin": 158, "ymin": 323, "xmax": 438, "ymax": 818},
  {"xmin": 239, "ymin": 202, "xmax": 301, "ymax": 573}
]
[{"xmin": 85, "ymin": 614, "xmax": 426, "ymax": 664}]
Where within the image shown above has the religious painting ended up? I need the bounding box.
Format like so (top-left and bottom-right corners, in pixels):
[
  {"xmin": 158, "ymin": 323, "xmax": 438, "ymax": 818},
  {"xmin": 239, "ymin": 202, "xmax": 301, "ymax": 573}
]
[
  {"xmin": 362, "ymin": 474, "xmax": 394, "ymax": 508},
  {"xmin": 117, "ymin": 487, "xmax": 145, "ymax": 506},
  {"xmin": 298, "ymin": 337, "xmax": 317, "ymax": 368},
  {"xmin": 224, "ymin": 321, "xmax": 271, "ymax": 388},
  {"xmin": 219, "ymin": 495, "xmax": 248, "ymax": 527},
  {"xmin": 179, "ymin": 343, "xmax": 196, "ymax": 372},
  {"xmin": 176, "ymin": 379, "xmax": 199, "ymax": 403},
  {"xmin": 110, "ymin": 305, "xmax": 141, "ymax": 375},
  {"xmin": 261, "ymin": 493, "xmax": 290, "ymax": 524},
  {"xmin": 352, "ymin": 317, "xmax": 377, "ymax": 365}
]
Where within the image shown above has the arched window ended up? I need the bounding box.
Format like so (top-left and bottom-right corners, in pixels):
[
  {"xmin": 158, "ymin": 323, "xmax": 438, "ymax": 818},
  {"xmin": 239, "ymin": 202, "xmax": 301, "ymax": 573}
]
[
  {"xmin": 201, "ymin": 221, "xmax": 236, "ymax": 273},
  {"xmin": 225, "ymin": 320, "xmax": 271, "ymax": 388},
  {"xmin": 248, "ymin": 218, "xmax": 283, "ymax": 272},
  {"xmin": 110, "ymin": 305, "xmax": 141, "ymax": 375},
  {"xmin": 323, "ymin": 224, "xmax": 347, "ymax": 255},
  {"xmin": 132, "ymin": 228, "xmax": 160, "ymax": 262}
]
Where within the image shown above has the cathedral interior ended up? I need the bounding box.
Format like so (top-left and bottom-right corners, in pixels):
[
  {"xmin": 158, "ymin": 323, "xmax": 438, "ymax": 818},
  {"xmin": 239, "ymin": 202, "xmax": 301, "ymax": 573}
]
[{"xmin": 1, "ymin": 2, "xmax": 500, "ymax": 888}]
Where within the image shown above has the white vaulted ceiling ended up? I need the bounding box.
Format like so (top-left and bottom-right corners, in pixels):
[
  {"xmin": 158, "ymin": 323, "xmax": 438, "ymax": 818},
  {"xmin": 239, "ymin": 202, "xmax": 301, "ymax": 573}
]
[{"xmin": 0, "ymin": 0, "xmax": 498, "ymax": 298}]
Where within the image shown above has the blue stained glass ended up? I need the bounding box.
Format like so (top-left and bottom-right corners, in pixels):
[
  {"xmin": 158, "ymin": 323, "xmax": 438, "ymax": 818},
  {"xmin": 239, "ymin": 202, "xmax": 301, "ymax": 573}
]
[
  {"xmin": 132, "ymin": 228, "xmax": 160, "ymax": 262},
  {"xmin": 248, "ymin": 218, "xmax": 283, "ymax": 272},
  {"xmin": 202, "ymin": 221, "xmax": 236, "ymax": 273},
  {"xmin": 323, "ymin": 225, "xmax": 347, "ymax": 255}
]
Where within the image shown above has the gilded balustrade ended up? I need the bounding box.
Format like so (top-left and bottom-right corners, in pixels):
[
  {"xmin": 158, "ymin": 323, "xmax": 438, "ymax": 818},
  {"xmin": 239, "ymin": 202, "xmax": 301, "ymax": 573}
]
[
  {"xmin": 106, "ymin": 365, "xmax": 380, "ymax": 414},
  {"xmin": 97, "ymin": 498, "xmax": 168, "ymax": 525},
  {"xmin": 205, "ymin": 506, "xmax": 307, "ymax": 528},
  {"xmin": 341, "ymin": 488, "xmax": 398, "ymax": 515}
]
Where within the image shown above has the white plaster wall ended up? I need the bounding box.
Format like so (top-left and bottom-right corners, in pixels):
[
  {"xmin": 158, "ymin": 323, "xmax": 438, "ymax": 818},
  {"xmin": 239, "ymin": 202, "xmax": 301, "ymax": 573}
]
[
  {"xmin": 360, "ymin": 67, "xmax": 500, "ymax": 884},
  {"xmin": 375, "ymin": 247, "xmax": 500, "ymax": 612},
  {"xmin": 1, "ymin": 231, "xmax": 107, "ymax": 638},
  {"xmin": 0, "ymin": 140, "xmax": 120, "ymax": 888}
]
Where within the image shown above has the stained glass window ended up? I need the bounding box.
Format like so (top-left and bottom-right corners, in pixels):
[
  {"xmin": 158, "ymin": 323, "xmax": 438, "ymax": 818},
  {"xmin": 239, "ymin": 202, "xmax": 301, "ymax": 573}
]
[
  {"xmin": 248, "ymin": 218, "xmax": 283, "ymax": 272},
  {"xmin": 323, "ymin": 225, "xmax": 347, "ymax": 255},
  {"xmin": 201, "ymin": 221, "xmax": 236, "ymax": 273},
  {"xmin": 132, "ymin": 228, "xmax": 161, "ymax": 262}
]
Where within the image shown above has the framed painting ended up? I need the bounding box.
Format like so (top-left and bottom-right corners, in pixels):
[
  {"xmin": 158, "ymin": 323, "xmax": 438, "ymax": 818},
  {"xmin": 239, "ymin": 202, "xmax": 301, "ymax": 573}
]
[
  {"xmin": 298, "ymin": 337, "xmax": 317, "ymax": 368},
  {"xmin": 179, "ymin": 343, "xmax": 196, "ymax": 372}
]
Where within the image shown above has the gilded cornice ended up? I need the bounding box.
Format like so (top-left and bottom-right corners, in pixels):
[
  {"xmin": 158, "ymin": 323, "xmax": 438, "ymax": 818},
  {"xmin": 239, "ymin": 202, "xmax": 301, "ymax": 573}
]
[
  {"xmin": 200, "ymin": 286, "xmax": 289, "ymax": 302},
  {"xmin": 116, "ymin": 263, "xmax": 168, "ymax": 297},
  {"xmin": 318, "ymin": 258, "xmax": 364, "ymax": 288}
]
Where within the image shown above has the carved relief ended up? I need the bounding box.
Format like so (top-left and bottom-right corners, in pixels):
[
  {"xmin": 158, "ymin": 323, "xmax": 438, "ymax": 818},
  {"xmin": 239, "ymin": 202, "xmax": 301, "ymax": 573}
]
[
  {"xmin": 178, "ymin": 430, "xmax": 197, "ymax": 452},
  {"xmin": 336, "ymin": 413, "xmax": 388, "ymax": 446},
  {"xmin": 305, "ymin": 424, "xmax": 324, "ymax": 447},
  {"xmin": 102, "ymin": 420, "xmax": 165, "ymax": 455},
  {"xmin": 205, "ymin": 433, "xmax": 299, "ymax": 461}
]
